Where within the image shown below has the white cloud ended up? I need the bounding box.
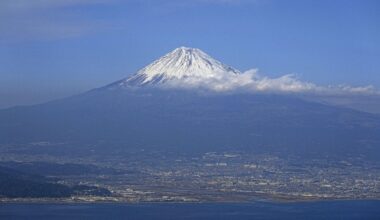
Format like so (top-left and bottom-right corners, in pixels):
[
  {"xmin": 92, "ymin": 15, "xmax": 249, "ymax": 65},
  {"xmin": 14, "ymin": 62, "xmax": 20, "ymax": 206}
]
[
  {"xmin": 161, "ymin": 69, "xmax": 379, "ymax": 96},
  {"xmin": 334, "ymin": 85, "xmax": 377, "ymax": 94}
]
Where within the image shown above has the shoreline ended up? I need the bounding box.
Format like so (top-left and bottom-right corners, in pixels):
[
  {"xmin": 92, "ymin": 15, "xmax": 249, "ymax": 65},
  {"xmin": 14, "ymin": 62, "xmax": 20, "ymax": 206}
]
[{"xmin": 1, "ymin": 197, "xmax": 379, "ymax": 205}]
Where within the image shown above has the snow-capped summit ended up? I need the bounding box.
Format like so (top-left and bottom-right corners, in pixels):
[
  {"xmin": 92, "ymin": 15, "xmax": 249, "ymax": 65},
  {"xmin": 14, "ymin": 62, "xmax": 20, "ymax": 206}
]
[{"xmin": 110, "ymin": 47, "xmax": 241, "ymax": 87}]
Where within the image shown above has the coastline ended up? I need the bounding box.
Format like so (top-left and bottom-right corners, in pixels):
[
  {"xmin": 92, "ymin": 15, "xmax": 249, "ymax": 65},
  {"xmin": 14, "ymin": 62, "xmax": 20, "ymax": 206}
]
[{"xmin": 1, "ymin": 196, "xmax": 379, "ymax": 204}]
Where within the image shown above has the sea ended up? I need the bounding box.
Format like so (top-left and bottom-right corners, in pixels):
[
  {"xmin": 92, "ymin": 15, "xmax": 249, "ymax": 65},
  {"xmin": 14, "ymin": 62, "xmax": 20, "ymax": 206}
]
[{"xmin": 0, "ymin": 200, "xmax": 379, "ymax": 220}]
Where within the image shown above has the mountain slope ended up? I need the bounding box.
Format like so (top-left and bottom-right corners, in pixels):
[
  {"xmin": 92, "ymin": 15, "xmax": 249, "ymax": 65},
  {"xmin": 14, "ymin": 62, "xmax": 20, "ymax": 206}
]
[
  {"xmin": 1, "ymin": 47, "xmax": 380, "ymax": 160},
  {"xmin": 0, "ymin": 166, "xmax": 111, "ymax": 198},
  {"xmin": 1, "ymin": 88, "xmax": 379, "ymax": 160}
]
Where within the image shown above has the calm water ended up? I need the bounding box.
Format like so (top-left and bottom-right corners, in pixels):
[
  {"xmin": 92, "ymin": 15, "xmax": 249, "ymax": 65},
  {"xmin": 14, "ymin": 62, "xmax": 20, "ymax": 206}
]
[{"xmin": 0, "ymin": 200, "xmax": 379, "ymax": 220}]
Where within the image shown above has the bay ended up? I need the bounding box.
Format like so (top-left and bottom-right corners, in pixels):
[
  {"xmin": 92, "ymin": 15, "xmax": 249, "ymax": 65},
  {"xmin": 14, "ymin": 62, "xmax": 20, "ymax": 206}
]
[{"xmin": 0, "ymin": 200, "xmax": 379, "ymax": 220}]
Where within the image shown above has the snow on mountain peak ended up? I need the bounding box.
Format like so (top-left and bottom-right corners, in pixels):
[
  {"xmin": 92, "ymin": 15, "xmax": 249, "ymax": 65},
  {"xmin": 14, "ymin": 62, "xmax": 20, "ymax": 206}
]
[
  {"xmin": 118, "ymin": 47, "xmax": 241, "ymax": 86},
  {"xmin": 104, "ymin": 47, "xmax": 379, "ymax": 95}
]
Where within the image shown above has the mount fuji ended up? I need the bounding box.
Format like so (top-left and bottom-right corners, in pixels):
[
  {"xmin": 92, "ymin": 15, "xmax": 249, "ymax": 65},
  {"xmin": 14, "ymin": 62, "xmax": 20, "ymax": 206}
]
[
  {"xmin": 1, "ymin": 47, "xmax": 380, "ymax": 160},
  {"xmin": 107, "ymin": 47, "xmax": 240, "ymax": 88}
]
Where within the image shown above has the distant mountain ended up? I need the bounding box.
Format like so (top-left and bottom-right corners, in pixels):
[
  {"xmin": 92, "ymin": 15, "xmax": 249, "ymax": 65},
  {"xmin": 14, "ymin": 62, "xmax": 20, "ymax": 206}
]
[
  {"xmin": 1, "ymin": 47, "xmax": 380, "ymax": 160},
  {"xmin": 106, "ymin": 47, "xmax": 240, "ymax": 88}
]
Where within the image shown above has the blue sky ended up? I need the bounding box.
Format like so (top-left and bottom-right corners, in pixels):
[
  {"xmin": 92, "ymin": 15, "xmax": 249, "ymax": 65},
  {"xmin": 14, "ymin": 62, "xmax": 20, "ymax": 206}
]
[{"xmin": 0, "ymin": 0, "xmax": 379, "ymax": 108}]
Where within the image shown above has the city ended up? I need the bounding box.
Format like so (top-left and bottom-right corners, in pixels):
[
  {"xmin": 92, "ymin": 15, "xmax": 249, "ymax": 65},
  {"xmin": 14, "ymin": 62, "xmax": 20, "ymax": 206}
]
[{"xmin": 1, "ymin": 142, "xmax": 379, "ymax": 203}]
